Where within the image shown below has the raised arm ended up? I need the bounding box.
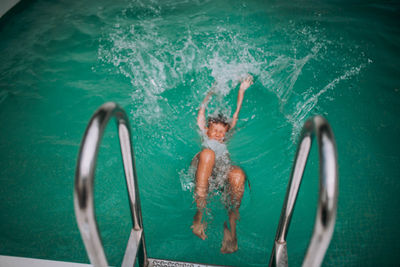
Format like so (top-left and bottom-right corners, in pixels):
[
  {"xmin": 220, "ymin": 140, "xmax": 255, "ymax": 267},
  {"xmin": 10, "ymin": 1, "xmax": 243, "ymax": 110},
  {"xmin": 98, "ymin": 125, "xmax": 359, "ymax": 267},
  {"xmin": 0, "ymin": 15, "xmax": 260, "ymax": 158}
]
[
  {"xmin": 197, "ymin": 90, "xmax": 213, "ymax": 131},
  {"xmin": 230, "ymin": 75, "xmax": 253, "ymax": 130}
]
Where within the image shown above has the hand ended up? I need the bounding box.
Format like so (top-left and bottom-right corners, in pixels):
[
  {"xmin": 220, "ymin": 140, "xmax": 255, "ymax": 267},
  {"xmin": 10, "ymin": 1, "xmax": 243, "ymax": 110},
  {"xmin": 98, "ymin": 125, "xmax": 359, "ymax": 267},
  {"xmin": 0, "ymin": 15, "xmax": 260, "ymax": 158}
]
[
  {"xmin": 208, "ymin": 82, "xmax": 218, "ymax": 96},
  {"xmin": 239, "ymin": 75, "xmax": 254, "ymax": 92},
  {"xmin": 201, "ymin": 90, "xmax": 214, "ymax": 106}
]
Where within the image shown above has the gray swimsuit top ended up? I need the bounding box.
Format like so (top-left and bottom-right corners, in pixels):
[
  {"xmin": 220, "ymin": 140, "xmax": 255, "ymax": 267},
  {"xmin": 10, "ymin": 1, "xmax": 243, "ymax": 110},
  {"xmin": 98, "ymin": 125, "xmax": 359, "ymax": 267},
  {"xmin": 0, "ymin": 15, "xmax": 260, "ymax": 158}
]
[{"xmin": 201, "ymin": 134, "xmax": 231, "ymax": 190}]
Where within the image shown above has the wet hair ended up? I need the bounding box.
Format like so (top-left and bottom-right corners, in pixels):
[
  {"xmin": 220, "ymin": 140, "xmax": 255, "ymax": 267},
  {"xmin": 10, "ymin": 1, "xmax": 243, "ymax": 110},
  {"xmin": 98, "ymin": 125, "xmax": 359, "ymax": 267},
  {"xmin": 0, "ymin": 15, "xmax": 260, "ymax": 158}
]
[{"xmin": 207, "ymin": 113, "xmax": 231, "ymax": 131}]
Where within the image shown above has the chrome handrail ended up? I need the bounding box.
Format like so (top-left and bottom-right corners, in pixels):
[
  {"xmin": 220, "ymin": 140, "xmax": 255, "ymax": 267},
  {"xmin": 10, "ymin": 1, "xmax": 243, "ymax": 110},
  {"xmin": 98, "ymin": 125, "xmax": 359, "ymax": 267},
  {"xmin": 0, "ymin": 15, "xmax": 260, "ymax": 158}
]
[
  {"xmin": 74, "ymin": 102, "xmax": 147, "ymax": 267},
  {"xmin": 269, "ymin": 116, "xmax": 338, "ymax": 267}
]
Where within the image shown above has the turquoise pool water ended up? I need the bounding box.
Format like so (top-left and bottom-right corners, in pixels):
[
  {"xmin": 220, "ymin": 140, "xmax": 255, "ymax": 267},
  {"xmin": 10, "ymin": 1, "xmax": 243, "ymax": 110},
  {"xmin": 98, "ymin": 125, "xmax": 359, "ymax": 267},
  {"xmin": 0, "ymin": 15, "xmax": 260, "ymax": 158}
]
[{"xmin": 0, "ymin": 0, "xmax": 399, "ymax": 266}]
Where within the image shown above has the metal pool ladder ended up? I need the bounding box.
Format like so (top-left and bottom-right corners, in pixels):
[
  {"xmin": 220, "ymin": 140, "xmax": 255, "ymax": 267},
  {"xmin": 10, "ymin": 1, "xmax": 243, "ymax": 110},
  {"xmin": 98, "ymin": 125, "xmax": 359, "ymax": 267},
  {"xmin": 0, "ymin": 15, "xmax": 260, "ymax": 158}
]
[
  {"xmin": 74, "ymin": 102, "xmax": 338, "ymax": 267},
  {"xmin": 268, "ymin": 116, "xmax": 338, "ymax": 267}
]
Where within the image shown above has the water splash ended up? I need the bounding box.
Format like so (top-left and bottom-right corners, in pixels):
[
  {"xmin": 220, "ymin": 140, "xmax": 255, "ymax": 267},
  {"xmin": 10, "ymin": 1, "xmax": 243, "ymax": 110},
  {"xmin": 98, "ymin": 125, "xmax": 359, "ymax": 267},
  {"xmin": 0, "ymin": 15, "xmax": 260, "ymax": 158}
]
[
  {"xmin": 286, "ymin": 63, "xmax": 368, "ymax": 141},
  {"xmin": 98, "ymin": 19, "xmax": 267, "ymax": 125},
  {"xmin": 97, "ymin": 0, "xmax": 369, "ymax": 145},
  {"xmin": 180, "ymin": 136, "xmax": 233, "ymax": 209}
]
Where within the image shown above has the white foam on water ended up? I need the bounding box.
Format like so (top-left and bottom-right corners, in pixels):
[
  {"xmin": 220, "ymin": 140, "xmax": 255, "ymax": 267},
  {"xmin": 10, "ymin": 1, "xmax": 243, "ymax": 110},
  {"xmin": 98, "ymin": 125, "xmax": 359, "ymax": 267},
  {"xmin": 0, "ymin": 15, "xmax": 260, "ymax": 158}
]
[
  {"xmin": 98, "ymin": 3, "xmax": 273, "ymax": 125},
  {"xmin": 180, "ymin": 135, "xmax": 231, "ymax": 195},
  {"xmin": 97, "ymin": 0, "xmax": 370, "ymax": 161}
]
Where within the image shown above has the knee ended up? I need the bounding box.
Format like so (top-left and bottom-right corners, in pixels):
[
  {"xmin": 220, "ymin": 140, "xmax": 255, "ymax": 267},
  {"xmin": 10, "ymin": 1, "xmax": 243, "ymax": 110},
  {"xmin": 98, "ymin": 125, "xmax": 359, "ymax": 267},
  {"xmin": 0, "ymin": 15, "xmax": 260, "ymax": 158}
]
[
  {"xmin": 199, "ymin": 148, "xmax": 215, "ymax": 164},
  {"xmin": 228, "ymin": 167, "xmax": 245, "ymax": 208},
  {"xmin": 229, "ymin": 167, "xmax": 246, "ymax": 187}
]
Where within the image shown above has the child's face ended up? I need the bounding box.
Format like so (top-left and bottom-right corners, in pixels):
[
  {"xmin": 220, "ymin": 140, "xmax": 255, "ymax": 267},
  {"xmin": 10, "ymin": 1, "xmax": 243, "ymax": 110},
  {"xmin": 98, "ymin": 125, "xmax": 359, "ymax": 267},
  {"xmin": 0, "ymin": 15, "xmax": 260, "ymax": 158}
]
[{"xmin": 207, "ymin": 122, "xmax": 228, "ymax": 142}]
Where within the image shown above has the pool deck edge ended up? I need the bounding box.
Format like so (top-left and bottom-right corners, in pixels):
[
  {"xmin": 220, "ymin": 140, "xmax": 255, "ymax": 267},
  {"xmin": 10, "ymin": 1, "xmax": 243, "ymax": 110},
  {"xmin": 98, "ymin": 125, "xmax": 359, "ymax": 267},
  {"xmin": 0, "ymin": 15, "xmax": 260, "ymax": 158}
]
[{"xmin": 0, "ymin": 255, "xmax": 97, "ymax": 267}]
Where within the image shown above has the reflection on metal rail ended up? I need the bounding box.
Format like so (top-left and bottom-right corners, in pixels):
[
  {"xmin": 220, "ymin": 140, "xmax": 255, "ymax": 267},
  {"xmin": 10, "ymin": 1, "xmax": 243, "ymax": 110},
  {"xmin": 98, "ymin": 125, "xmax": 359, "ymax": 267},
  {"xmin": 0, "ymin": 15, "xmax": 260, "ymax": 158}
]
[
  {"xmin": 74, "ymin": 102, "xmax": 147, "ymax": 267},
  {"xmin": 268, "ymin": 116, "xmax": 338, "ymax": 267}
]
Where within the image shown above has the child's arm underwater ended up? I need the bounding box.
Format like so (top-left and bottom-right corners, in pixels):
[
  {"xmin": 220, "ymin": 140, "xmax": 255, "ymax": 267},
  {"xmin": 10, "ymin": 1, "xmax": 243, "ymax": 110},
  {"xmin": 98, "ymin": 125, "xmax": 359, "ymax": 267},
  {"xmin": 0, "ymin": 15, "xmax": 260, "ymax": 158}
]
[
  {"xmin": 230, "ymin": 75, "xmax": 253, "ymax": 130},
  {"xmin": 197, "ymin": 90, "xmax": 213, "ymax": 131}
]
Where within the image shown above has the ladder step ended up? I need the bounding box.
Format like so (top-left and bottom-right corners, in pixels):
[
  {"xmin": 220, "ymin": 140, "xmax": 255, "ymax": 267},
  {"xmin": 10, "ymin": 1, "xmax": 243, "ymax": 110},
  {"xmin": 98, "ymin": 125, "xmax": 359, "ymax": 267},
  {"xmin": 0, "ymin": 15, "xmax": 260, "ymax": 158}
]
[{"xmin": 147, "ymin": 258, "xmax": 229, "ymax": 267}]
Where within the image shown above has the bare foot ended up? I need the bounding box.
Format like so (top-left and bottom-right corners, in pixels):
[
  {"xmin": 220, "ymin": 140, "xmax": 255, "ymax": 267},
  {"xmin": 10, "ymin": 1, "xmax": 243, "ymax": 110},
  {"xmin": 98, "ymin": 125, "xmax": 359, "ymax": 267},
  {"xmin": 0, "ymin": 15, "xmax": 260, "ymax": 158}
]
[
  {"xmin": 220, "ymin": 222, "xmax": 238, "ymax": 254},
  {"xmin": 191, "ymin": 221, "xmax": 207, "ymax": 240},
  {"xmin": 239, "ymin": 75, "xmax": 254, "ymax": 91}
]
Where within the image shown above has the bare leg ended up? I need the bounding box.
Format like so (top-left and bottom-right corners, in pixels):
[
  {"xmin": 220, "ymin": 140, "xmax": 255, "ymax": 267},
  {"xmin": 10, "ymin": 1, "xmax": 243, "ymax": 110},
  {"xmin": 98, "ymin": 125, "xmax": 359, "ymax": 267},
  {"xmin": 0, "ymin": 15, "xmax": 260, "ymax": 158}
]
[
  {"xmin": 221, "ymin": 166, "xmax": 245, "ymax": 253},
  {"xmin": 191, "ymin": 149, "xmax": 215, "ymax": 240}
]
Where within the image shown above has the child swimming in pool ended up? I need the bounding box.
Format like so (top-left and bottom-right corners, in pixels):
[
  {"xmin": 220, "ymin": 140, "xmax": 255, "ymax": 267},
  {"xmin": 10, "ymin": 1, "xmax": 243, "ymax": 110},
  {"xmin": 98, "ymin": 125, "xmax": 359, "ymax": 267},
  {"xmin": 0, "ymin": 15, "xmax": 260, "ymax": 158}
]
[{"xmin": 191, "ymin": 75, "xmax": 253, "ymax": 253}]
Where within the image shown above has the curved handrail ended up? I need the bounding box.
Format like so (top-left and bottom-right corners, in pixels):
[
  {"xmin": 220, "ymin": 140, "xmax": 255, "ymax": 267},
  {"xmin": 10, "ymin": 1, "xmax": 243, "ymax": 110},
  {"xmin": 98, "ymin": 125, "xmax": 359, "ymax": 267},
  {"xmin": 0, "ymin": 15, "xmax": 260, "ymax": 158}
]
[
  {"xmin": 74, "ymin": 102, "xmax": 146, "ymax": 266},
  {"xmin": 269, "ymin": 116, "xmax": 338, "ymax": 267}
]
